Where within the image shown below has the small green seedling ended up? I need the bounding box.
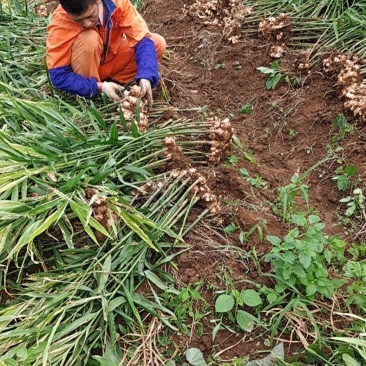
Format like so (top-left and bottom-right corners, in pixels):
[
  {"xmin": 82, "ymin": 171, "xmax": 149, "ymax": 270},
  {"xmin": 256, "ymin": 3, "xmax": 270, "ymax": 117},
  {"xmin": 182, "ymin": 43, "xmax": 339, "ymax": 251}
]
[
  {"xmin": 276, "ymin": 174, "xmax": 309, "ymax": 221},
  {"xmin": 257, "ymin": 61, "xmax": 299, "ymax": 90},
  {"xmin": 333, "ymin": 113, "xmax": 354, "ymax": 139},
  {"xmin": 257, "ymin": 61, "xmax": 284, "ymax": 90},
  {"xmin": 239, "ymin": 221, "xmax": 265, "ymax": 244},
  {"xmin": 224, "ymin": 222, "xmax": 239, "ymax": 234},
  {"xmin": 212, "ymin": 289, "xmax": 263, "ymax": 340},
  {"xmin": 227, "ymin": 154, "xmax": 239, "ymax": 165},
  {"xmin": 288, "ymin": 129, "xmax": 297, "ymax": 139},
  {"xmin": 332, "ymin": 165, "xmax": 356, "ymax": 191},
  {"xmin": 240, "ymin": 168, "xmax": 267, "ymax": 188},
  {"xmin": 239, "ymin": 103, "xmax": 252, "ymax": 114},
  {"xmin": 340, "ymin": 188, "xmax": 365, "ymax": 217}
]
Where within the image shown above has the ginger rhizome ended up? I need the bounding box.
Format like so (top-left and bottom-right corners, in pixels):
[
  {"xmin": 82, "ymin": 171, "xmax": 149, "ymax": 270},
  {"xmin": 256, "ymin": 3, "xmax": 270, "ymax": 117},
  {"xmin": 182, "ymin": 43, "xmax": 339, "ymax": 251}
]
[
  {"xmin": 119, "ymin": 85, "xmax": 149, "ymax": 132},
  {"xmin": 161, "ymin": 118, "xmax": 234, "ymax": 167},
  {"xmin": 183, "ymin": 0, "xmax": 252, "ymax": 44},
  {"xmin": 85, "ymin": 188, "xmax": 118, "ymax": 241},
  {"xmin": 207, "ymin": 117, "xmax": 234, "ymax": 164},
  {"xmin": 170, "ymin": 168, "xmax": 221, "ymax": 213},
  {"xmin": 323, "ymin": 53, "xmax": 366, "ymax": 121},
  {"xmin": 258, "ymin": 13, "xmax": 291, "ymax": 58}
]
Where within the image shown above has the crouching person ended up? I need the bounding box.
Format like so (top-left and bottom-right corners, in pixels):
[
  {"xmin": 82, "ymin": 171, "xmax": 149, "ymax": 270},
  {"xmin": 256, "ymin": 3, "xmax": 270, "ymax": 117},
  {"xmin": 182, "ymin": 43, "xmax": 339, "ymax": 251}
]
[{"xmin": 46, "ymin": 0, "xmax": 166, "ymax": 108}]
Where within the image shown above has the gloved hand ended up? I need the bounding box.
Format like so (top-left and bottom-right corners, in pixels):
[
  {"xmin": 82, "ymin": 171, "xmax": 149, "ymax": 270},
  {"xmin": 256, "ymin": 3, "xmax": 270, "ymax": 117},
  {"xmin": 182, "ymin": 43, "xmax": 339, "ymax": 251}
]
[
  {"xmin": 139, "ymin": 79, "xmax": 153, "ymax": 110},
  {"xmin": 102, "ymin": 81, "xmax": 124, "ymax": 101}
]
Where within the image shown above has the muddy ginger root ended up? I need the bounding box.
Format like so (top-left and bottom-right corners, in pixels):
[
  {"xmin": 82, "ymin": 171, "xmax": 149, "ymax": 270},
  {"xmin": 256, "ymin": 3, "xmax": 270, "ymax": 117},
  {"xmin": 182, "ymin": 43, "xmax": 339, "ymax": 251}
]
[
  {"xmin": 297, "ymin": 63, "xmax": 311, "ymax": 71},
  {"xmin": 131, "ymin": 181, "xmax": 164, "ymax": 197},
  {"xmin": 323, "ymin": 53, "xmax": 366, "ymax": 121},
  {"xmin": 207, "ymin": 117, "xmax": 234, "ymax": 164},
  {"xmin": 129, "ymin": 84, "xmax": 142, "ymax": 97},
  {"xmin": 183, "ymin": 0, "xmax": 252, "ymax": 44},
  {"xmin": 85, "ymin": 188, "xmax": 118, "ymax": 241},
  {"xmin": 269, "ymin": 44, "xmax": 285, "ymax": 59},
  {"xmin": 119, "ymin": 85, "xmax": 149, "ymax": 132},
  {"xmin": 162, "ymin": 136, "xmax": 191, "ymax": 169},
  {"xmin": 258, "ymin": 13, "xmax": 291, "ymax": 58},
  {"xmin": 169, "ymin": 168, "xmax": 221, "ymax": 213},
  {"xmin": 132, "ymin": 168, "xmax": 220, "ymax": 214},
  {"xmin": 344, "ymin": 84, "xmax": 366, "ymax": 119},
  {"xmin": 163, "ymin": 136, "xmax": 184, "ymax": 158}
]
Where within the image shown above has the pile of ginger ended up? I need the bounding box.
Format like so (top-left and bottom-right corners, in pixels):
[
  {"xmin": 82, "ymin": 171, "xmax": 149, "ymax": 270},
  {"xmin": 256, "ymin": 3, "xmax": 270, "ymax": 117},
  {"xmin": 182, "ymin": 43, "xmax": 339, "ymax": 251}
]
[
  {"xmin": 258, "ymin": 13, "xmax": 291, "ymax": 58},
  {"xmin": 323, "ymin": 53, "xmax": 366, "ymax": 121},
  {"xmin": 207, "ymin": 117, "xmax": 234, "ymax": 164},
  {"xmin": 132, "ymin": 168, "xmax": 221, "ymax": 214},
  {"xmin": 183, "ymin": 0, "xmax": 252, "ymax": 44}
]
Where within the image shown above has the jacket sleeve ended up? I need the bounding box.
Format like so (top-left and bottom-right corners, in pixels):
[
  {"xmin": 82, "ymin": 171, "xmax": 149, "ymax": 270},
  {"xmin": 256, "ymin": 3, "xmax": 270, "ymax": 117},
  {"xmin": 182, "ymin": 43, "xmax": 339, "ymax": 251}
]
[
  {"xmin": 49, "ymin": 66, "xmax": 98, "ymax": 98},
  {"xmin": 134, "ymin": 37, "xmax": 159, "ymax": 87}
]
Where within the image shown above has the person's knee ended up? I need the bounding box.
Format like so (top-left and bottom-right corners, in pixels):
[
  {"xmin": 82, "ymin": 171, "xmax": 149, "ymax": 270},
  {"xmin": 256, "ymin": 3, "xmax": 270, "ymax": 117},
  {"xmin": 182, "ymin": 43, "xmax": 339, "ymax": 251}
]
[
  {"xmin": 71, "ymin": 30, "xmax": 103, "ymax": 79},
  {"xmin": 151, "ymin": 33, "xmax": 166, "ymax": 60},
  {"xmin": 72, "ymin": 30, "xmax": 102, "ymax": 57}
]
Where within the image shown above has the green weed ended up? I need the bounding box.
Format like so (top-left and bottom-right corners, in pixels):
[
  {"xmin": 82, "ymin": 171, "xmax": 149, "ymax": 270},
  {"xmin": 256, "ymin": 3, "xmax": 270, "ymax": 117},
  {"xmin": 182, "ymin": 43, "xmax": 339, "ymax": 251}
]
[
  {"xmin": 227, "ymin": 154, "xmax": 239, "ymax": 165},
  {"xmin": 332, "ymin": 165, "xmax": 357, "ymax": 191},
  {"xmin": 275, "ymin": 173, "xmax": 310, "ymax": 221},
  {"xmin": 212, "ymin": 288, "xmax": 264, "ymax": 340},
  {"xmin": 239, "ymin": 168, "xmax": 268, "ymax": 189},
  {"xmin": 333, "ymin": 113, "xmax": 354, "ymax": 140},
  {"xmin": 224, "ymin": 220, "xmax": 266, "ymax": 244},
  {"xmin": 239, "ymin": 220, "xmax": 266, "ymax": 244},
  {"xmin": 288, "ymin": 129, "xmax": 297, "ymax": 139},
  {"xmin": 264, "ymin": 214, "xmax": 346, "ymax": 299},
  {"xmin": 340, "ymin": 188, "xmax": 365, "ymax": 217},
  {"xmin": 231, "ymin": 135, "xmax": 257, "ymax": 164},
  {"xmin": 256, "ymin": 61, "xmax": 298, "ymax": 90},
  {"xmin": 257, "ymin": 61, "xmax": 284, "ymax": 90},
  {"xmin": 163, "ymin": 283, "xmax": 207, "ymax": 336},
  {"xmin": 239, "ymin": 103, "xmax": 252, "ymax": 114}
]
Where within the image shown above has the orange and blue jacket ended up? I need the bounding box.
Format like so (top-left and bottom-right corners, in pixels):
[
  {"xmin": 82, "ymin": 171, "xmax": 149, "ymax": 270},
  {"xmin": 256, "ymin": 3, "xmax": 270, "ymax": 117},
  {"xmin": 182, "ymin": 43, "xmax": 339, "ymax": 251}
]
[{"xmin": 46, "ymin": 0, "xmax": 158, "ymax": 98}]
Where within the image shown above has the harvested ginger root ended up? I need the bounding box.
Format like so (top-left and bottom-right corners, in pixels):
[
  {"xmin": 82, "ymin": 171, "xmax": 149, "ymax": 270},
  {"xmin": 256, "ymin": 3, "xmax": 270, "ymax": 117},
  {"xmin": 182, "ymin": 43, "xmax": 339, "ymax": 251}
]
[
  {"xmin": 207, "ymin": 117, "xmax": 234, "ymax": 164},
  {"xmin": 258, "ymin": 13, "xmax": 291, "ymax": 58},
  {"xmin": 183, "ymin": 0, "xmax": 252, "ymax": 44},
  {"xmin": 323, "ymin": 54, "xmax": 366, "ymax": 121},
  {"xmin": 85, "ymin": 188, "xmax": 118, "ymax": 241},
  {"xmin": 119, "ymin": 85, "xmax": 149, "ymax": 132}
]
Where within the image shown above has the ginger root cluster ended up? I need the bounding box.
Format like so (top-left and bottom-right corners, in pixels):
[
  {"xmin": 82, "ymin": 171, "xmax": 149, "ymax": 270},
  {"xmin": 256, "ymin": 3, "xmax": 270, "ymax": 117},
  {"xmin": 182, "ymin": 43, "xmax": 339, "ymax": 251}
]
[
  {"xmin": 119, "ymin": 85, "xmax": 149, "ymax": 132},
  {"xmin": 85, "ymin": 188, "xmax": 118, "ymax": 241},
  {"xmin": 208, "ymin": 117, "xmax": 234, "ymax": 165},
  {"xmin": 183, "ymin": 0, "xmax": 252, "ymax": 44},
  {"xmin": 258, "ymin": 13, "xmax": 291, "ymax": 58},
  {"xmin": 170, "ymin": 168, "xmax": 221, "ymax": 213},
  {"xmin": 323, "ymin": 54, "xmax": 366, "ymax": 121},
  {"xmin": 131, "ymin": 168, "xmax": 220, "ymax": 214}
]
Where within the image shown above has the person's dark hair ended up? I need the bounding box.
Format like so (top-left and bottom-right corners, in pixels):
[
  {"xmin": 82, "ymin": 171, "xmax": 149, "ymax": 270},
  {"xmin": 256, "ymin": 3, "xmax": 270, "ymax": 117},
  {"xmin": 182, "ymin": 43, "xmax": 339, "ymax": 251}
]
[{"xmin": 59, "ymin": 0, "xmax": 97, "ymax": 15}]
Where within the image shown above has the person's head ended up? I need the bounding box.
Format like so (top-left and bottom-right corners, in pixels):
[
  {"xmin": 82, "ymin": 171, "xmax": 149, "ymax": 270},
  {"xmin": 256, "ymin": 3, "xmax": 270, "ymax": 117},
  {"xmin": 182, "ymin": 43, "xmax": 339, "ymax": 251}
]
[{"xmin": 60, "ymin": 0, "xmax": 100, "ymax": 29}]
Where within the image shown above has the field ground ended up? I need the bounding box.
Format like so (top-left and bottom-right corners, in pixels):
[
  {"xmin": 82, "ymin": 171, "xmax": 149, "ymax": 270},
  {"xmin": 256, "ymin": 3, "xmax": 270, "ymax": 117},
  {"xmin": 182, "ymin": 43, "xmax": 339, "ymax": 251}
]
[
  {"xmin": 143, "ymin": 0, "xmax": 366, "ymax": 362},
  {"xmin": 1, "ymin": 0, "xmax": 366, "ymax": 364}
]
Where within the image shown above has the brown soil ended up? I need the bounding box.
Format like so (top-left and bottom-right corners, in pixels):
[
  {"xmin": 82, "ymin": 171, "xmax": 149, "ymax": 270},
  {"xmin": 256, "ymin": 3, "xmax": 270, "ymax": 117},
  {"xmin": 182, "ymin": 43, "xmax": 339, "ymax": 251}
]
[{"xmin": 142, "ymin": 0, "xmax": 366, "ymax": 363}]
